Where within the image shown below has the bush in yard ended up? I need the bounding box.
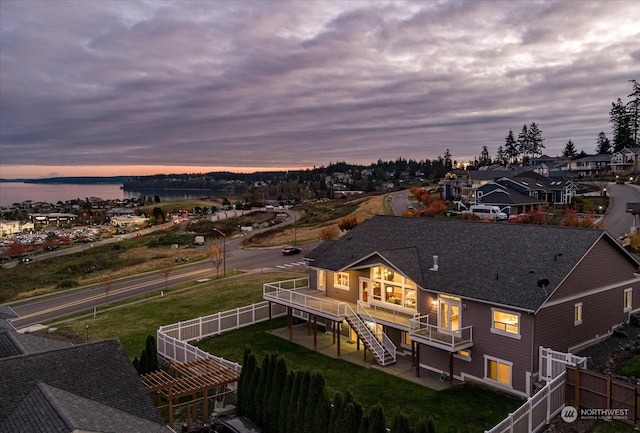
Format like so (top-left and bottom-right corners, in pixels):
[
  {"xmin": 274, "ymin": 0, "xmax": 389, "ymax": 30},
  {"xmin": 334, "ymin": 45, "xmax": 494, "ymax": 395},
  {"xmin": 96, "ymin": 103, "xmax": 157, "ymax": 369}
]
[{"xmin": 620, "ymin": 355, "xmax": 640, "ymax": 377}]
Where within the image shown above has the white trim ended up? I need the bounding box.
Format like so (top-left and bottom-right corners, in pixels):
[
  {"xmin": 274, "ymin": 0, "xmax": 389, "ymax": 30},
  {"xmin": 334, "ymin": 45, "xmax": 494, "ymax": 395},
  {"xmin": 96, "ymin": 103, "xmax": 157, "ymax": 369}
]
[
  {"xmin": 574, "ymin": 302, "xmax": 583, "ymax": 326},
  {"xmin": 484, "ymin": 355, "xmax": 513, "ymax": 388},
  {"xmin": 334, "ymin": 272, "xmax": 350, "ymax": 290},
  {"xmin": 624, "ymin": 288, "xmax": 633, "ymax": 312},
  {"xmin": 538, "ymin": 278, "xmax": 639, "ymax": 309},
  {"xmin": 490, "ymin": 307, "xmax": 521, "ymax": 339}
]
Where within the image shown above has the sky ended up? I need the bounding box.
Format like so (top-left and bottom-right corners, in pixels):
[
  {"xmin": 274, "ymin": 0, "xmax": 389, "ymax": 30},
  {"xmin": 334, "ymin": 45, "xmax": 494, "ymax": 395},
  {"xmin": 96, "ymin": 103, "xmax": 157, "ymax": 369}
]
[{"xmin": 1, "ymin": 1, "xmax": 639, "ymax": 179}]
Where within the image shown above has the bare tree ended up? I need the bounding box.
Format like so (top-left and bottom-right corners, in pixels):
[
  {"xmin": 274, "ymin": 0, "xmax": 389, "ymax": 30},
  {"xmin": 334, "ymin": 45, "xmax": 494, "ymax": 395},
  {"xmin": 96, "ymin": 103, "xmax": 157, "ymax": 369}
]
[
  {"xmin": 101, "ymin": 274, "xmax": 114, "ymax": 305},
  {"xmin": 159, "ymin": 260, "xmax": 174, "ymax": 291},
  {"xmin": 209, "ymin": 245, "xmax": 225, "ymax": 277}
]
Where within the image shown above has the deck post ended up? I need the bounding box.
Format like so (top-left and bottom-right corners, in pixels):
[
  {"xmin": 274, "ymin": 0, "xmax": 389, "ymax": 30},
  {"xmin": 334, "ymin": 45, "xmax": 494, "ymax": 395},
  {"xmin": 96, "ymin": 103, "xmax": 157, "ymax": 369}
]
[
  {"xmin": 415, "ymin": 343, "xmax": 420, "ymax": 377},
  {"xmin": 313, "ymin": 315, "xmax": 317, "ymax": 349},
  {"xmin": 411, "ymin": 341, "xmax": 415, "ymax": 366},
  {"xmin": 332, "ymin": 321, "xmax": 336, "ymax": 344},
  {"xmin": 337, "ymin": 323, "xmax": 341, "ymax": 356},
  {"xmin": 449, "ymin": 352, "xmax": 454, "ymax": 383}
]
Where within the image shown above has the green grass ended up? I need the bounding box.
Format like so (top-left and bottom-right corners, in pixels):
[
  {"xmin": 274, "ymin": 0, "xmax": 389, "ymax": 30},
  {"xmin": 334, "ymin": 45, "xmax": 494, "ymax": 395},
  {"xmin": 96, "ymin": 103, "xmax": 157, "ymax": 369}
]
[
  {"xmin": 50, "ymin": 270, "xmax": 305, "ymax": 359},
  {"xmin": 619, "ymin": 355, "xmax": 640, "ymax": 377},
  {"xmin": 196, "ymin": 318, "xmax": 521, "ymax": 432}
]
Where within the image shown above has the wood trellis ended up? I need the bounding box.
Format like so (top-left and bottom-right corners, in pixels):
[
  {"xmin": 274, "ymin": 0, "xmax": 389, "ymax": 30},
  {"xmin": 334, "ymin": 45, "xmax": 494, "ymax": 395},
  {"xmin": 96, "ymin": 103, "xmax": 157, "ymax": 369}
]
[{"xmin": 141, "ymin": 357, "xmax": 240, "ymax": 427}]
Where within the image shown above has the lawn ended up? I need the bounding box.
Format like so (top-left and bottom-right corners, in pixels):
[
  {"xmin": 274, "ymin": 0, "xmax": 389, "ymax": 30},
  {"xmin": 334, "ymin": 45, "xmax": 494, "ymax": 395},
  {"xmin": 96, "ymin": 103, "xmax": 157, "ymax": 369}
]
[{"xmin": 196, "ymin": 319, "xmax": 522, "ymax": 432}]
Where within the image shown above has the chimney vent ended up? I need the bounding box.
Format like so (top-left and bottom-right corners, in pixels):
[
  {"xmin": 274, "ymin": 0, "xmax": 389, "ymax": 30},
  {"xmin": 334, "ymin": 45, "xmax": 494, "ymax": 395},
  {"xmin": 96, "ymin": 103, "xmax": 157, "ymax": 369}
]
[{"xmin": 430, "ymin": 255, "xmax": 439, "ymax": 271}]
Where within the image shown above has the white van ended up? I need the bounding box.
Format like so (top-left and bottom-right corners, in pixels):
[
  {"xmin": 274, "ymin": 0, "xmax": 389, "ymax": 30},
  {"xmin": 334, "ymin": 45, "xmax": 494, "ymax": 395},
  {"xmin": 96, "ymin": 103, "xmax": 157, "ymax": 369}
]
[{"xmin": 468, "ymin": 205, "xmax": 508, "ymax": 221}]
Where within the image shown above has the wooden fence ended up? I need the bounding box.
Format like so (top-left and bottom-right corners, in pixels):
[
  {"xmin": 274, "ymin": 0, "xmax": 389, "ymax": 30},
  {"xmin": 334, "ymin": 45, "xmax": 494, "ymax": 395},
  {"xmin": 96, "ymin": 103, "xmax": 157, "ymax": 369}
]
[{"xmin": 565, "ymin": 365, "xmax": 640, "ymax": 428}]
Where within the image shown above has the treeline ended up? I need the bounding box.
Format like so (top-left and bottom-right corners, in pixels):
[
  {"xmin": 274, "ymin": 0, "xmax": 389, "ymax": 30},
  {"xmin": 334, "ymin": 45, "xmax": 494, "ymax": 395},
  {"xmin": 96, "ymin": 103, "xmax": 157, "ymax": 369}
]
[{"xmin": 237, "ymin": 348, "xmax": 437, "ymax": 433}]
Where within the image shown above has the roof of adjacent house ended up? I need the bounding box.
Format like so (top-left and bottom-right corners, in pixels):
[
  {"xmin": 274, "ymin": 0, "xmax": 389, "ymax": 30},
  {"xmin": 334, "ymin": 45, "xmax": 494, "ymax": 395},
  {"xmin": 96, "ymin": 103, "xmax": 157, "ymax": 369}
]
[
  {"xmin": 305, "ymin": 216, "xmax": 637, "ymax": 312},
  {"xmin": 476, "ymin": 183, "xmax": 544, "ymax": 206},
  {"xmin": 0, "ymin": 333, "xmax": 167, "ymax": 433}
]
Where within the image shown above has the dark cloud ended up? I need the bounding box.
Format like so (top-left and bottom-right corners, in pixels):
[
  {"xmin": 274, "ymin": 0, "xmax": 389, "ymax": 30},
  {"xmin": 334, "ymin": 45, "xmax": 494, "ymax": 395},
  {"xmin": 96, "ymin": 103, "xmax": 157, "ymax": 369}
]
[{"xmin": 1, "ymin": 0, "xmax": 639, "ymax": 176}]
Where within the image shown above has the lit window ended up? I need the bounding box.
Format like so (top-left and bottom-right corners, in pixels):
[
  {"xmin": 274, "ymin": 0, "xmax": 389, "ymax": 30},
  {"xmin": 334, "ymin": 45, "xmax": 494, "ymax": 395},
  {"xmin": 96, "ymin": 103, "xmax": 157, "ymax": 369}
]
[
  {"xmin": 485, "ymin": 356, "xmax": 512, "ymax": 386},
  {"xmin": 491, "ymin": 309, "xmax": 520, "ymax": 337},
  {"xmin": 334, "ymin": 272, "xmax": 349, "ymax": 289},
  {"xmin": 624, "ymin": 288, "xmax": 632, "ymax": 312},
  {"xmin": 317, "ymin": 270, "xmax": 325, "ymax": 291},
  {"xmin": 574, "ymin": 303, "xmax": 582, "ymax": 326},
  {"xmin": 402, "ymin": 332, "xmax": 412, "ymax": 348},
  {"xmin": 455, "ymin": 349, "xmax": 471, "ymax": 361}
]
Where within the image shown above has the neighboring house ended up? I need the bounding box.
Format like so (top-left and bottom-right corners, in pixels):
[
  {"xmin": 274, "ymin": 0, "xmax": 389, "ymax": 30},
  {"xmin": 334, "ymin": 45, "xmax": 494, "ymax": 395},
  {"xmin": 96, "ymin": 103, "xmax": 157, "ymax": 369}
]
[
  {"xmin": 497, "ymin": 171, "xmax": 576, "ymax": 205},
  {"xmin": 473, "ymin": 182, "xmax": 543, "ymax": 216},
  {"xmin": 110, "ymin": 214, "xmax": 148, "ymax": 228},
  {"xmin": 0, "ymin": 306, "xmax": 171, "ymax": 433},
  {"xmin": 611, "ymin": 148, "xmax": 640, "ymax": 173},
  {"xmin": 263, "ymin": 216, "xmax": 640, "ymax": 397},
  {"xmin": 0, "ymin": 220, "xmax": 34, "ymax": 237},
  {"xmin": 568, "ymin": 155, "xmax": 611, "ymax": 177},
  {"xmin": 27, "ymin": 213, "xmax": 79, "ymax": 226}
]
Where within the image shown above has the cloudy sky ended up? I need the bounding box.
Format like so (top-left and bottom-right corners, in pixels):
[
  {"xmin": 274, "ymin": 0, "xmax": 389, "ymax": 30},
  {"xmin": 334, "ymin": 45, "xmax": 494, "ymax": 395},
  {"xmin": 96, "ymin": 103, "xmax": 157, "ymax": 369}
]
[{"xmin": 1, "ymin": 0, "xmax": 639, "ymax": 179}]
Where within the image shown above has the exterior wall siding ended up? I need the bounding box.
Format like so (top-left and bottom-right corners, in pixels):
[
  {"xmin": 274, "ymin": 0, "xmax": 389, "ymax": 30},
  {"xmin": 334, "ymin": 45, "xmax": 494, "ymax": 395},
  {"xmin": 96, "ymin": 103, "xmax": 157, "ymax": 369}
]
[
  {"xmin": 535, "ymin": 238, "xmax": 640, "ymax": 361},
  {"xmin": 416, "ymin": 292, "xmax": 535, "ymax": 395}
]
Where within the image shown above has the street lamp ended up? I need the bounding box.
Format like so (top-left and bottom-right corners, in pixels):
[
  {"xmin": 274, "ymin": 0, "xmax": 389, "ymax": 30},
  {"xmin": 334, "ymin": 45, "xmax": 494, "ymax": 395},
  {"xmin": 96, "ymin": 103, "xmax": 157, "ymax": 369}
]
[{"xmin": 213, "ymin": 228, "xmax": 226, "ymax": 276}]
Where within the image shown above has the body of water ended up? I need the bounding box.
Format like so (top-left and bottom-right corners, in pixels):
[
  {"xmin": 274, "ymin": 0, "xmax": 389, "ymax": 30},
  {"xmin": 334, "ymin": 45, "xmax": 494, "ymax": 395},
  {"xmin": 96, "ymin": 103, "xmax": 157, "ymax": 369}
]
[{"xmin": 0, "ymin": 182, "xmax": 226, "ymax": 207}]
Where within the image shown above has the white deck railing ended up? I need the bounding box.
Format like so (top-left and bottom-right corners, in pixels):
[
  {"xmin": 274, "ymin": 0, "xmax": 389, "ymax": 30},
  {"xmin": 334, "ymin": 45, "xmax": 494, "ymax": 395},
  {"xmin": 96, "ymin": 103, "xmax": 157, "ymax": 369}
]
[
  {"xmin": 408, "ymin": 314, "xmax": 473, "ymax": 351},
  {"xmin": 263, "ymin": 278, "xmax": 346, "ymax": 319}
]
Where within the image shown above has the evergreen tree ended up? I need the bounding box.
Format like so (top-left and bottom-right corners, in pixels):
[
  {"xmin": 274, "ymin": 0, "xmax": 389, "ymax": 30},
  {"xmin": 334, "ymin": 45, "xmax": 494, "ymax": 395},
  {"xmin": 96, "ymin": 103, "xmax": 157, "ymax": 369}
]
[
  {"xmin": 504, "ymin": 129, "xmax": 519, "ymax": 164},
  {"xmin": 517, "ymin": 124, "xmax": 530, "ymax": 164},
  {"xmin": 328, "ymin": 393, "xmax": 344, "ymax": 433},
  {"xmin": 628, "ymin": 79, "xmax": 640, "ymax": 146},
  {"xmin": 266, "ymin": 356, "xmax": 287, "ymax": 433},
  {"xmin": 358, "ymin": 415, "xmax": 370, "ymax": 433},
  {"xmin": 562, "ymin": 140, "xmax": 578, "ymax": 158},
  {"xmin": 495, "ymin": 145, "xmax": 508, "ymax": 166},
  {"xmin": 312, "ymin": 391, "xmax": 331, "ymax": 433},
  {"xmin": 293, "ymin": 371, "xmax": 311, "ymax": 432},
  {"xmin": 595, "ymin": 131, "xmax": 612, "ymax": 154},
  {"xmin": 367, "ymin": 404, "xmax": 387, "ymax": 433},
  {"xmin": 303, "ymin": 372, "xmax": 325, "ymax": 432},
  {"xmin": 237, "ymin": 348, "xmax": 250, "ymax": 414},
  {"xmin": 610, "ymin": 97, "xmax": 633, "ymax": 152},
  {"xmin": 341, "ymin": 402, "xmax": 363, "ymax": 433},
  {"xmin": 254, "ymin": 355, "xmax": 271, "ymax": 425},
  {"xmin": 278, "ymin": 371, "xmax": 294, "ymax": 433},
  {"xmin": 286, "ymin": 372, "xmax": 303, "ymax": 433},
  {"xmin": 391, "ymin": 412, "xmax": 412, "ymax": 433},
  {"xmin": 527, "ymin": 122, "xmax": 545, "ymax": 159},
  {"xmin": 478, "ymin": 146, "xmax": 491, "ymax": 166},
  {"xmin": 245, "ymin": 357, "xmax": 260, "ymax": 421}
]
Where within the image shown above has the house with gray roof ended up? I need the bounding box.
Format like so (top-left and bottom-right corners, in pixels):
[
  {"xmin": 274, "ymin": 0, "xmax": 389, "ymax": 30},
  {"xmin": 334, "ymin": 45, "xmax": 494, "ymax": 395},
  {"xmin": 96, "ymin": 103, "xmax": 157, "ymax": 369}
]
[
  {"xmin": 473, "ymin": 182, "xmax": 543, "ymax": 216},
  {"xmin": 0, "ymin": 308, "xmax": 172, "ymax": 433},
  {"xmin": 263, "ymin": 216, "xmax": 640, "ymax": 397}
]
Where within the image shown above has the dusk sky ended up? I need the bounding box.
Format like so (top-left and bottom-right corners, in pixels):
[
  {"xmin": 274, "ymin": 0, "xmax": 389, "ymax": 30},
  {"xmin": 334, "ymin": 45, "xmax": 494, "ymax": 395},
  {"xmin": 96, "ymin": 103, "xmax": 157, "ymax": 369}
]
[{"xmin": 1, "ymin": 1, "xmax": 639, "ymax": 179}]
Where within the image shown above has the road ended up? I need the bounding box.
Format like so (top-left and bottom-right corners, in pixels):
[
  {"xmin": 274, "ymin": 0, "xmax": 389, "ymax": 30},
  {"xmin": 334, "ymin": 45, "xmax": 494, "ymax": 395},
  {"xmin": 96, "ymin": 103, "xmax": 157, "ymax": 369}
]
[
  {"xmin": 9, "ymin": 241, "xmax": 314, "ymax": 330},
  {"xmin": 601, "ymin": 182, "xmax": 640, "ymax": 239}
]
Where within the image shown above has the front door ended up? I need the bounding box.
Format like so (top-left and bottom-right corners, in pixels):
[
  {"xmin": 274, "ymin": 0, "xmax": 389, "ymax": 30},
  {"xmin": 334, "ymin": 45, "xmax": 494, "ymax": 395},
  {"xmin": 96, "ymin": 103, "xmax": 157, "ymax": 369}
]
[
  {"xmin": 438, "ymin": 296, "xmax": 461, "ymax": 333},
  {"xmin": 359, "ymin": 278, "xmax": 371, "ymax": 306}
]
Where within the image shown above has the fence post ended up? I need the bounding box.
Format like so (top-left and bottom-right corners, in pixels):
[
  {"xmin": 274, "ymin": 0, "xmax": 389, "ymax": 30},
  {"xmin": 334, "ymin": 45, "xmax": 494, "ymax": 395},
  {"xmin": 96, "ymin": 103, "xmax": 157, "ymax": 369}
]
[{"xmin": 199, "ymin": 316, "xmax": 203, "ymax": 340}]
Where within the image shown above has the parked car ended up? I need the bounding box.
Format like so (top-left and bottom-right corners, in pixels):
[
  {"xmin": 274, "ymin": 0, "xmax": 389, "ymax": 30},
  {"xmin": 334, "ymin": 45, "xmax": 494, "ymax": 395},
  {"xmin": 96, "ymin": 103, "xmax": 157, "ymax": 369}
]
[
  {"xmin": 281, "ymin": 246, "xmax": 302, "ymax": 255},
  {"xmin": 208, "ymin": 416, "xmax": 262, "ymax": 433}
]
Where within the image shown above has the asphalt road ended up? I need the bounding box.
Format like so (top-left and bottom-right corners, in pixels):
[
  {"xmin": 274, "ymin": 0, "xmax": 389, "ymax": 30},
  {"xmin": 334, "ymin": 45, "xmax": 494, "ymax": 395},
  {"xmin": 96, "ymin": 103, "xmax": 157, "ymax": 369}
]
[{"xmin": 601, "ymin": 182, "xmax": 640, "ymax": 239}]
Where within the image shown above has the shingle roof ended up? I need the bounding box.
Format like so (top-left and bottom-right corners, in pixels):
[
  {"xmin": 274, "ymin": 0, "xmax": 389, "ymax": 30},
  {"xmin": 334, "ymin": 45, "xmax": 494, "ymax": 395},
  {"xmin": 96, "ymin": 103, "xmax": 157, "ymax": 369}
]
[
  {"xmin": 305, "ymin": 216, "xmax": 634, "ymax": 311},
  {"xmin": 0, "ymin": 383, "xmax": 170, "ymax": 433},
  {"xmin": 0, "ymin": 338, "xmax": 164, "ymax": 429}
]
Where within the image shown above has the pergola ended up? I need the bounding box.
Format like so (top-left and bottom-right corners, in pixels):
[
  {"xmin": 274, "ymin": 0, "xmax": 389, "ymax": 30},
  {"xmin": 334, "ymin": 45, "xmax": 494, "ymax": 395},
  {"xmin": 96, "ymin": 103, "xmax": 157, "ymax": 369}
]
[{"xmin": 141, "ymin": 357, "xmax": 240, "ymax": 427}]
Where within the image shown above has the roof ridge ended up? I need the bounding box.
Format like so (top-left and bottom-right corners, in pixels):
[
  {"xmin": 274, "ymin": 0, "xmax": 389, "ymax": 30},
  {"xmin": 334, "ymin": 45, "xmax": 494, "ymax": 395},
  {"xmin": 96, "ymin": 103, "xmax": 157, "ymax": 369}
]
[{"xmin": 36, "ymin": 382, "xmax": 78, "ymax": 431}]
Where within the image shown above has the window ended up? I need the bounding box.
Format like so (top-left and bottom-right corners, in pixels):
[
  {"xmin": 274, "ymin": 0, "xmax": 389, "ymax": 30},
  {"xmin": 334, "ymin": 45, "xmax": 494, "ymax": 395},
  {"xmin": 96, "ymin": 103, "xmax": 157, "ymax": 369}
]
[
  {"xmin": 455, "ymin": 349, "xmax": 471, "ymax": 361},
  {"xmin": 624, "ymin": 288, "xmax": 632, "ymax": 312},
  {"xmin": 402, "ymin": 331, "xmax": 412, "ymax": 349},
  {"xmin": 491, "ymin": 308, "xmax": 520, "ymax": 338},
  {"xmin": 334, "ymin": 272, "xmax": 349, "ymax": 290},
  {"xmin": 317, "ymin": 270, "xmax": 325, "ymax": 291},
  {"xmin": 369, "ymin": 266, "xmax": 417, "ymax": 310},
  {"xmin": 574, "ymin": 303, "xmax": 582, "ymax": 326},
  {"xmin": 485, "ymin": 356, "xmax": 512, "ymax": 387}
]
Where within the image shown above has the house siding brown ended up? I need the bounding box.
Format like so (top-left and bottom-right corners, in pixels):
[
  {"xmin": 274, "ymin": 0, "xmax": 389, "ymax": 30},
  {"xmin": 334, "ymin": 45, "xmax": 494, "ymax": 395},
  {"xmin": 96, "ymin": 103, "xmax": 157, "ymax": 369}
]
[{"xmin": 534, "ymin": 238, "xmax": 640, "ymax": 364}]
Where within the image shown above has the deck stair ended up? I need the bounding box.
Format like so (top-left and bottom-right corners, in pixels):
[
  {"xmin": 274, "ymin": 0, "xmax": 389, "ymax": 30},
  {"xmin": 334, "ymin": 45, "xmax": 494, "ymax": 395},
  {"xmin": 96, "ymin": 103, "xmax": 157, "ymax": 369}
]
[{"xmin": 344, "ymin": 303, "xmax": 396, "ymax": 366}]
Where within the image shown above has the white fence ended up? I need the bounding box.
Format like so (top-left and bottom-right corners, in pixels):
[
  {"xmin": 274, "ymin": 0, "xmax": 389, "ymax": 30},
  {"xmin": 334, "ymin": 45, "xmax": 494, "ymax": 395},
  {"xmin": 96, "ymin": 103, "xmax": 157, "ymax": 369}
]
[
  {"xmin": 485, "ymin": 371, "xmax": 566, "ymax": 433},
  {"xmin": 157, "ymin": 300, "xmax": 306, "ymax": 371},
  {"xmin": 539, "ymin": 346, "xmax": 587, "ymax": 382}
]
